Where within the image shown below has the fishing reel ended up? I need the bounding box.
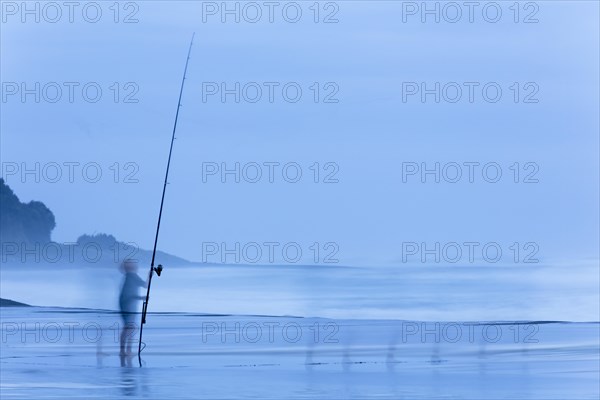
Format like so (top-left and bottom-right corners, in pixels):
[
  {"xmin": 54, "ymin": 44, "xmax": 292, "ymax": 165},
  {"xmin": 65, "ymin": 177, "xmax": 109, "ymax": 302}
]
[{"xmin": 153, "ymin": 264, "xmax": 163, "ymax": 276}]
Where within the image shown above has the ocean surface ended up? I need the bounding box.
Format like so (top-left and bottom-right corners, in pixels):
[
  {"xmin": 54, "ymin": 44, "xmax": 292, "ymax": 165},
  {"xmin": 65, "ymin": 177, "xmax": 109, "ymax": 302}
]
[
  {"xmin": 1, "ymin": 263, "xmax": 599, "ymax": 398},
  {"xmin": 1, "ymin": 263, "xmax": 598, "ymax": 321}
]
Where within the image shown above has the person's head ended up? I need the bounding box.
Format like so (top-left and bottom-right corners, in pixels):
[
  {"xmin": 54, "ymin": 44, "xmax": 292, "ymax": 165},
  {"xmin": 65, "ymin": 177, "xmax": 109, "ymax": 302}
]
[{"xmin": 120, "ymin": 259, "xmax": 138, "ymax": 273}]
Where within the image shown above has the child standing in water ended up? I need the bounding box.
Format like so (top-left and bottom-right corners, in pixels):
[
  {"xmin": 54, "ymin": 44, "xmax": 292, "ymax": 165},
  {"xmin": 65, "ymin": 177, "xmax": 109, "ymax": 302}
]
[{"xmin": 119, "ymin": 259, "xmax": 146, "ymax": 356}]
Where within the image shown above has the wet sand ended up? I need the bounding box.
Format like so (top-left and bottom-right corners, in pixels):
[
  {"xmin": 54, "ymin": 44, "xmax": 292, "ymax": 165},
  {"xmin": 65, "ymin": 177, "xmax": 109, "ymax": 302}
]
[{"xmin": 1, "ymin": 307, "xmax": 598, "ymax": 399}]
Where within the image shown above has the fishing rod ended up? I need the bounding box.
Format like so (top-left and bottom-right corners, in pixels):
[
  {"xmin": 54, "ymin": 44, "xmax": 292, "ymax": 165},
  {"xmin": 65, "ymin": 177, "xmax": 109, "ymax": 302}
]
[{"xmin": 138, "ymin": 33, "xmax": 195, "ymax": 364}]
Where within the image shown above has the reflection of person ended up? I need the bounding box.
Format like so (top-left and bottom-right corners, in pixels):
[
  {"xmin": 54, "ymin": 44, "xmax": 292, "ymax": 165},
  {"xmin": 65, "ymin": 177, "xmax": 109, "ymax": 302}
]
[{"xmin": 119, "ymin": 259, "xmax": 146, "ymax": 356}]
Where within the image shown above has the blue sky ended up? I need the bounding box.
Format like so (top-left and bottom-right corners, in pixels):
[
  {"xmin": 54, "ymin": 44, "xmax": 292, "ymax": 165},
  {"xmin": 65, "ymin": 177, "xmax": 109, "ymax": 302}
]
[{"xmin": 1, "ymin": 1, "xmax": 598, "ymax": 266}]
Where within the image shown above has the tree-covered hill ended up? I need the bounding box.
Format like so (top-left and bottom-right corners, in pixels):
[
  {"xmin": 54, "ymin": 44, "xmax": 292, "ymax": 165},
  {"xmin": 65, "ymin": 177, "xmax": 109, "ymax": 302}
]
[
  {"xmin": 0, "ymin": 180, "xmax": 189, "ymax": 267},
  {"xmin": 0, "ymin": 178, "xmax": 56, "ymax": 244}
]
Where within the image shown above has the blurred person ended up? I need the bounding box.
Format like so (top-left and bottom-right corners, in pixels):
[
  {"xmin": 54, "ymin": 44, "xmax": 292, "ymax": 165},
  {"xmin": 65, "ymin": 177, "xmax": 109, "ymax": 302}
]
[{"xmin": 119, "ymin": 259, "xmax": 147, "ymax": 356}]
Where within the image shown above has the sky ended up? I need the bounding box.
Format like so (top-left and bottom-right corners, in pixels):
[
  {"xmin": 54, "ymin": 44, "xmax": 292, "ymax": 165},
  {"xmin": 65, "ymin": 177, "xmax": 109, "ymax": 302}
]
[{"xmin": 1, "ymin": 1, "xmax": 599, "ymax": 267}]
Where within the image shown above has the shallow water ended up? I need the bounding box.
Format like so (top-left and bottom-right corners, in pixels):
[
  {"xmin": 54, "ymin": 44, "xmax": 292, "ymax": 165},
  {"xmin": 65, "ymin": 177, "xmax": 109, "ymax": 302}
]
[
  {"xmin": 2, "ymin": 264, "xmax": 598, "ymax": 398},
  {"xmin": 1, "ymin": 263, "xmax": 598, "ymax": 321},
  {"xmin": 1, "ymin": 307, "xmax": 599, "ymax": 399}
]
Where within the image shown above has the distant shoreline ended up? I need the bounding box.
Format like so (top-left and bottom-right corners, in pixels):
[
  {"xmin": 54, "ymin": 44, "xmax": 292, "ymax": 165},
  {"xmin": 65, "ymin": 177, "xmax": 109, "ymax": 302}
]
[{"xmin": 0, "ymin": 298, "xmax": 31, "ymax": 307}]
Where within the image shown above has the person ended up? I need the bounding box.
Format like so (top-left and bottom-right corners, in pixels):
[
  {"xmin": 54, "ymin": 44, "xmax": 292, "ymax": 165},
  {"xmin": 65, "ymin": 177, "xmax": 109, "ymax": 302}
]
[{"xmin": 118, "ymin": 259, "xmax": 146, "ymax": 356}]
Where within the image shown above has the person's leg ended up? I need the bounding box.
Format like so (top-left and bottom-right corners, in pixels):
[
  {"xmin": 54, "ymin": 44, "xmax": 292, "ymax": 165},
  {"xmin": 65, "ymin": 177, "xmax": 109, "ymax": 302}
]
[
  {"xmin": 125, "ymin": 323, "xmax": 134, "ymax": 354},
  {"xmin": 120, "ymin": 323, "xmax": 127, "ymax": 355},
  {"xmin": 122, "ymin": 313, "xmax": 137, "ymax": 355},
  {"xmin": 120, "ymin": 314, "xmax": 134, "ymax": 355}
]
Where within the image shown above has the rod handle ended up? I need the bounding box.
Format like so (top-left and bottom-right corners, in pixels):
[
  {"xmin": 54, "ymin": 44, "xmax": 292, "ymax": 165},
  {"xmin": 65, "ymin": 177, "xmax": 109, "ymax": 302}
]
[{"xmin": 141, "ymin": 301, "xmax": 147, "ymax": 324}]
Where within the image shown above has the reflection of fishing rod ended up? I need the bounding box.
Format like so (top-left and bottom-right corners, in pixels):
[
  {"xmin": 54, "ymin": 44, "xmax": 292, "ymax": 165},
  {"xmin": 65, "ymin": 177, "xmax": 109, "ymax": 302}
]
[{"xmin": 138, "ymin": 33, "xmax": 195, "ymax": 364}]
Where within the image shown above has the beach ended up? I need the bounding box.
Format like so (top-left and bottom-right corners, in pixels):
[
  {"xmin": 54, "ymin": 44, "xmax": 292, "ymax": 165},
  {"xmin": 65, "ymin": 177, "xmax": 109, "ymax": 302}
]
[
  {"xmin": 2, "ymin": 262, "xmax": 599, "ymax": 399},
  {"xmin": 1, "ymin": 305, "xmax": 599, "ymax": 399}
]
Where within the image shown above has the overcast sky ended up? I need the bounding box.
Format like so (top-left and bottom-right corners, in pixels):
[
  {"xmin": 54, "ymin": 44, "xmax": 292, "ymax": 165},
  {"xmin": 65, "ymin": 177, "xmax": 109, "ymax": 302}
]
[{"xmin": 2, "ymin": 1, "xmax": 598, "ymax": 266}]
